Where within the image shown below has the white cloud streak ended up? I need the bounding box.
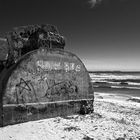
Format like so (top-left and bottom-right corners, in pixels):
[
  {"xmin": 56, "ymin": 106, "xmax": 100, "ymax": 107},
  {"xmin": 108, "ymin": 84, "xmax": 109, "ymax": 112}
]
[
  {"xmin": 88, "ymin": 0, "xmax": 127, "ymax": 8},
  {"xmin": 88, "ymin": 0, "xmax": 102, "ymax": 8}
]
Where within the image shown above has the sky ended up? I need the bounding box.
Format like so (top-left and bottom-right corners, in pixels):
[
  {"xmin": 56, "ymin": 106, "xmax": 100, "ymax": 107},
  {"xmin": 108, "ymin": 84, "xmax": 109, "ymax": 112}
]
[{"xmin": 0, "ymin": 0, "xmax": 140, "ymax": 71}]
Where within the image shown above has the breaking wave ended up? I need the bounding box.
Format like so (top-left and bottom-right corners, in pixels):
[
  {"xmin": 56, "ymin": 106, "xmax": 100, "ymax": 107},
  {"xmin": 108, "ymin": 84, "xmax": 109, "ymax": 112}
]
[{"xmin": 89, "ymin": 72, "xmax": 140, "ymax": 90}]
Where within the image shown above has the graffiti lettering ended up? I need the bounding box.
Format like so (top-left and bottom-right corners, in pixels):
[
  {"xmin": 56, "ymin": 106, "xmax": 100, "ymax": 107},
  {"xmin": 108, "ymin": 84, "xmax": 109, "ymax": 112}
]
[
  {"xmin": 36, "ymin": 60, "xmax": 61, "ymax": 70},
  {"xmin": 75, "ymin": 65, "xmax": 81, "ymax": 72},
  {"xmin": 54, "ymin": 62, "xmax": 61, "ymax": 70},
  {"xmin": 70, "ymin": 63, "xmax": 75, "ymax": 70},
  {"xmin": 64, "ymin": 62, "xmax": 69, "ymax": 72},
  {"xmin": 36, "ymin": 60, "xmax": 81, "ymax": 72}
]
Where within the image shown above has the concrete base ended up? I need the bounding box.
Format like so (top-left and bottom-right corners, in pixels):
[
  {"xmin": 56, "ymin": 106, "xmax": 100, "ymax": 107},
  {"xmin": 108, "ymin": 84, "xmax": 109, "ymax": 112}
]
[{"xmin": 1, "ymin": 98, "xmax": 94, "ymax": 127}]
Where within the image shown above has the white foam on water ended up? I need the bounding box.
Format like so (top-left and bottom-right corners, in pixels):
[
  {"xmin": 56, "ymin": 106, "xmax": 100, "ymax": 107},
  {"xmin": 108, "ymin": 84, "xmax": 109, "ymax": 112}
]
[
  {"xmin": 111, "ymin": 86, "xmax": 140, "ymax": 90},
  {"xmin": 89, "ymin": 73, "xmax": 140, "ymax": 91},
  {"xmin": 127, "ymin": 82, "xmax": 140, "ymax": 86},
  {"xmin": 89, "ymin": 73, "xmax": 140, "ymax": 81}
]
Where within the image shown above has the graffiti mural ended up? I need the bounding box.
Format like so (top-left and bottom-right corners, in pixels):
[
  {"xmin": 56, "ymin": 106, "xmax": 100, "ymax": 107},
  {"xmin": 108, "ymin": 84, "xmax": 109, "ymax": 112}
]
[{"xmin": 4, "ymin": 49, "xmax": 91, "ymax": 105}]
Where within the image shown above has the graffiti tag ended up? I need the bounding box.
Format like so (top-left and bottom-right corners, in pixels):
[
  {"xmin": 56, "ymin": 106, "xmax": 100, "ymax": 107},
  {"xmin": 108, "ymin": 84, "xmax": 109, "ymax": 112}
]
[
  {"xmin": 15, "ymin": 78, "xmax": 37, "ymax": 103},
  {"xmin": 36, "ymin": 60, "xmax": 81, "ymax": 72},
  {"xmin": 45, "ymin": 80, "xmax": 78, "ymax": 98}
]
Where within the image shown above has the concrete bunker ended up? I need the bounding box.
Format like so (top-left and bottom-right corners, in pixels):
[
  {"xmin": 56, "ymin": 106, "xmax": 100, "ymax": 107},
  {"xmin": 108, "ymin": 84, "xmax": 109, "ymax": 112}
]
[{"xmin": 0, "ymin": 24, "xmax": 94, "ymax": 127}]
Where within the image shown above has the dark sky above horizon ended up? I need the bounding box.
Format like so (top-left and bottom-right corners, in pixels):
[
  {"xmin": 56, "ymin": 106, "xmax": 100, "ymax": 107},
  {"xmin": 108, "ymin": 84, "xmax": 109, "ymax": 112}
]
[{"xmin": 0, "ymin": 0, "xmax": 140, "ymax": 71}]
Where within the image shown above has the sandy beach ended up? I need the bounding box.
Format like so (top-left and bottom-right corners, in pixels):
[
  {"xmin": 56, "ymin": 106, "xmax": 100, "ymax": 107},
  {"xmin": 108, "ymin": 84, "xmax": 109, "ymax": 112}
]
[{"xmin": 1, "ymin": 92, "xmax": 140, "ymax": 140}]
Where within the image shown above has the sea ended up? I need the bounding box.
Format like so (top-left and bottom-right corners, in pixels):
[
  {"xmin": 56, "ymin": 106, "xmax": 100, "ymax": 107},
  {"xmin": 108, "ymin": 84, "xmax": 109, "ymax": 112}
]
[{"xmin": 89, "ymin": 71, "xmax": 140, "ymax": 97}]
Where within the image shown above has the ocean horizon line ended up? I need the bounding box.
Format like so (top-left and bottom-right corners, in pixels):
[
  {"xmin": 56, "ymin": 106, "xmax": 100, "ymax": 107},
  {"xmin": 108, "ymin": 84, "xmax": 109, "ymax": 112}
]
[{"xmin": 88, "ymin": 70, "xmax": 140, "ymax": 73}]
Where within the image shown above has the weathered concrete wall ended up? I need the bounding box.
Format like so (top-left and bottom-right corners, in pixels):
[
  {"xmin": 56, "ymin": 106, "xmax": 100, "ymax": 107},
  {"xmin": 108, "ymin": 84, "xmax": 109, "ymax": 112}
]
[
  {"xmin": 4, "ymin": 48, "xmax": 93, "ymax": 104},
  {"xmin": 1, "ymin": 48, "xmax": 94, "ymax": 126}
]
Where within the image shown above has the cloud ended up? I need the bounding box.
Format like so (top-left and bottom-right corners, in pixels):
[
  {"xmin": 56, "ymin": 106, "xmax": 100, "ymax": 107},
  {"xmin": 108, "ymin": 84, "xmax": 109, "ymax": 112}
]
[
  {"xmin": 88, "ymin": 0, "xmax": 102, "ymax": 8},
  {"xmin": 88, "ymin": 0, "xmax": 127, "ymax": 8}
]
